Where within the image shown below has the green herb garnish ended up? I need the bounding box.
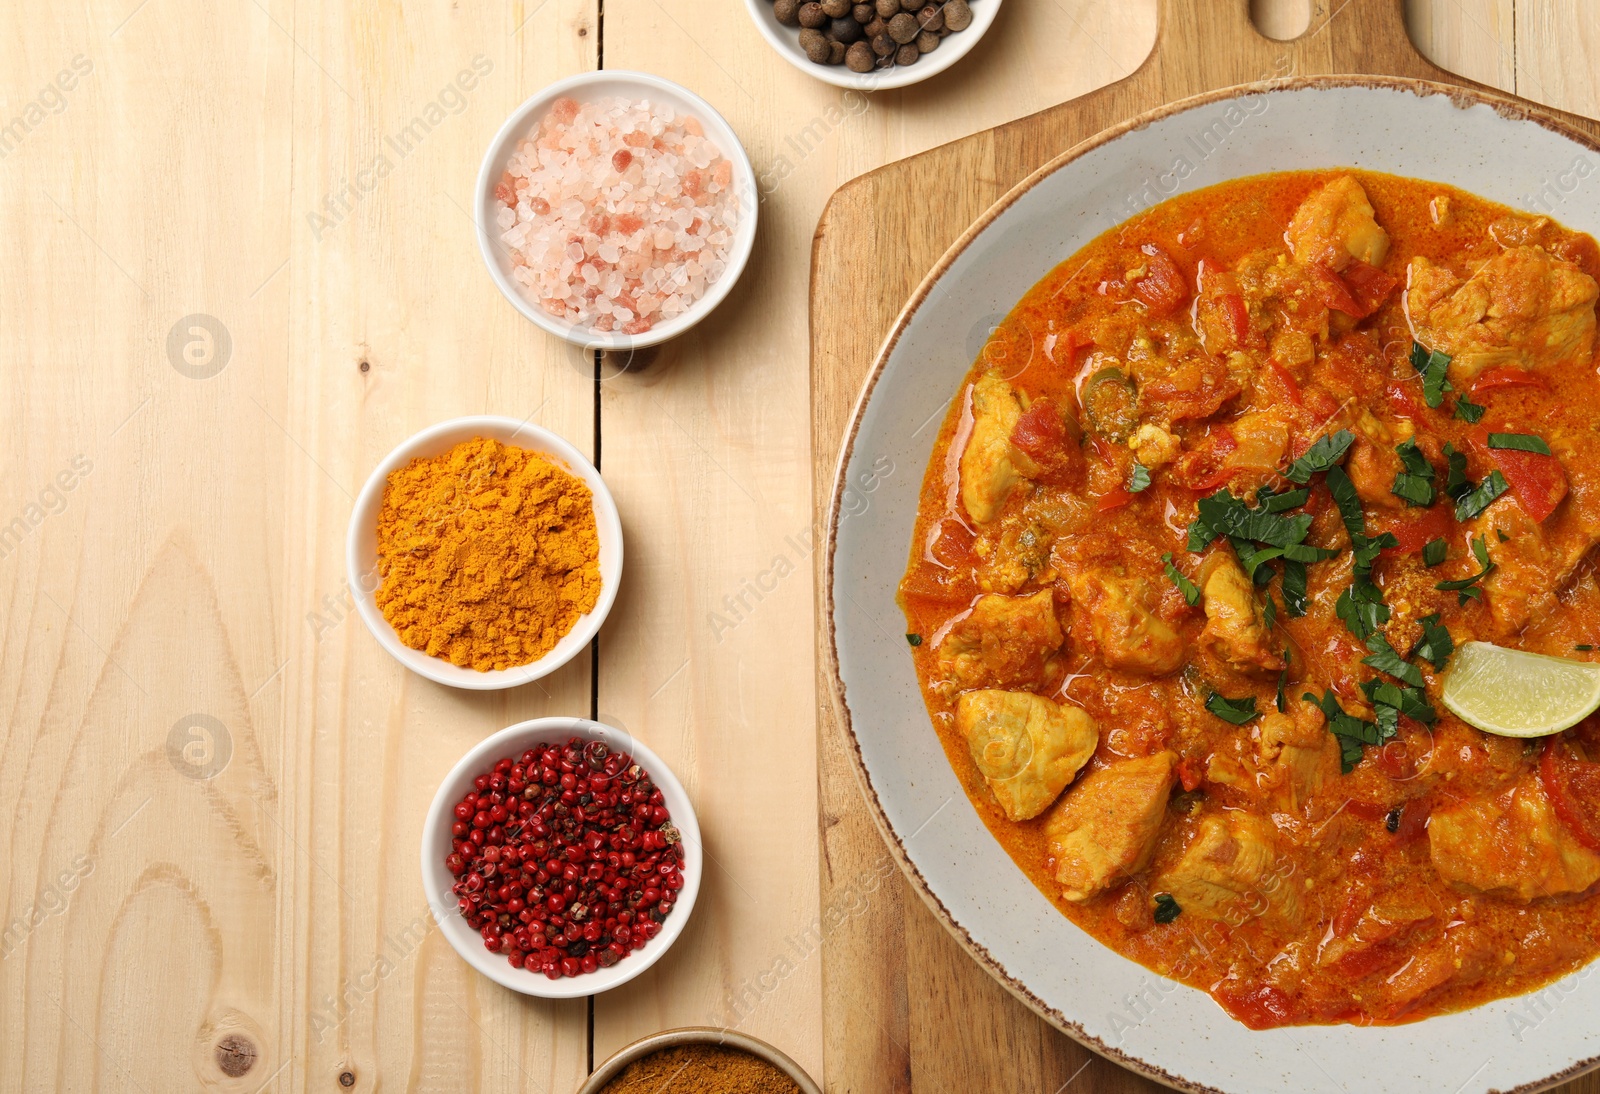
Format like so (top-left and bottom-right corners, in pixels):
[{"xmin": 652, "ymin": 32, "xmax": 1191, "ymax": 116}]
[
  {"xmin": 1361, "ymin": 632, "xmax": 1426, "ymax": 688},
  {"xmin": 1281, "ymin": 559, "xmax": 1308, "ymax": 618},
  {"xmin": 1129, "ymin": 461, "xmax": 1153, "ymax": 492},
  {"xmin": 1409, "ymin": 613, "xmax": 1454, "ymax": 671},
  {"xmin": 1421, "ymin": 538, "xmax": 1448, "ymax": 567},
  {"xmin": 1284, "ymin": 429, "xmax": 1355, "ymax": 484},
  {"xmin": 1453, "ymin": 396, "xmax": 1486, "ymax": 424},
  {"xmin": 1162, "ymin": 552, "xmax": 1201, "ymax": 607},
  {"xmin": 1442, "ymin": 443, "xmax": 1469, "ymax": 499},
  {"xmin": 1390, "ymin": 439, "xmax": 1436, "ymax": 507},
  {"xmin": 1206, "ymin": 692, "xmax": 1259, "ymax": 725},
  {"xmin": 1362, "ymin": 677, "xmax": 1438, "ymax": 724},
  {"xmin": 1410, "ymin": 342, "xmax": 1453, "ymax": 408},
  {"xmin": 1434, "ymin": 534, "xmax": 1496, "ymax": 605},
  {"xmin": 1306, "ymin": 689, "xmax": 1394, "ymax": 774},
  {"xmin": 1487, "ymin": 432, "xmax": 1552, "ymax": 456},
  {"xmin": 1153, "ymin": 893, "xmax": 1183, "ymax": 924},
  {"xmin": 1454, "ymin": 470, "xmax": 1509, "ymax": 522},
  {"xmin": 906, "ymin": 633, "xmax": 922, "ymax": 647}
]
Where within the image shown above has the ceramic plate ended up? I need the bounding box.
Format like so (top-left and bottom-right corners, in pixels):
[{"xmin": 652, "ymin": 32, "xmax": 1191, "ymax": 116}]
[{"xmin": 825, "ymin": 78, "xmax": 1600, "ymax": 1094}]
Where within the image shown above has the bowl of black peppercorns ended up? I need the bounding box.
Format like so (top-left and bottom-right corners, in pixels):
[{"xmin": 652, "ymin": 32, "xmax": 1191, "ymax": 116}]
[{"xmin": 744, "ymin": 0, "xmax": 995, "ymax": 89}]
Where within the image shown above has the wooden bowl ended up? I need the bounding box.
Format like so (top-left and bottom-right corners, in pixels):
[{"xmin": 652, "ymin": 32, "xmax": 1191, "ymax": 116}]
[{"xmin": 577, "ymin": 1027, "xmax": 821, "ymax": 1094}]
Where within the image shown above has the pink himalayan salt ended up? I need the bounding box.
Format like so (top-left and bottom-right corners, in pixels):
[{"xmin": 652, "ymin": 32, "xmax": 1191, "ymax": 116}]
[{"xmin": 494, "ymin": 95, "xmax": 740, "ymax": 336}]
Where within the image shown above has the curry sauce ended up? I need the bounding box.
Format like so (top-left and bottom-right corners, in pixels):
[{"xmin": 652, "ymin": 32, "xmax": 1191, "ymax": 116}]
[{"xmin": 899, "ymin": 170, "xmax": 1600, "ymax": 1027}]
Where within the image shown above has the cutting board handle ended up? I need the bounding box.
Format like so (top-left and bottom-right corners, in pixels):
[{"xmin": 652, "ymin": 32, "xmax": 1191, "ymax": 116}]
[{"xmin": 1149, "ymin": 0, "xmax": 1432, "ymax": 92}]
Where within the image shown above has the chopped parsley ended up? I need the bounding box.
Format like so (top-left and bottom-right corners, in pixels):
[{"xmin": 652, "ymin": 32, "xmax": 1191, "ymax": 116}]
[
  {"xmin": 905, "ymin": 633, "xmax": 922, "ymax": 647},
  {"xmin": 1409, "ymin": 613, "xmax": 1455, "ymax": 671},
  {"xmin": 1442, "ymin": 443, "xmax": 1470, "ymax": 500},
  {"xmin": 1281, "ymin": 559, "xmax": 1308, "ymax": 617},
  {"xmin": 1129, "ymin": 461, "xmax": 1153, "ymax": 492},
  {"xmin": 1258, "ymin": 486, "xmax": 1310, "ymax": 513},
  {"xmin": 1454, "ymin": 469, "xmax": 1508, "ymax": 522},
  {"xmin": 1486, "ymin": 432, "xmax": 1552, "ymax": 456},
  {"xmin": 1206, "ymin": 692, "xmax": 1260, "ymax": 725},
  {"xmin": 1578, "ymin": 644, "xmax": 1596, "ymax": 652},
  {"xmin": 1326, "ymin": 465, "xmax": 1396, "ymax": 640},
  {"xmin": 1421, "ymin": 538, "xmax": 1448, "ymax": 567},
  {"xmin": 1262, "ymin": 592, "xmax": 1278, "ymax": 632},
  {"xmin": 1276, "ymin": 652, "xmax": 1291, "ymax": 714},
  {"xmin": 1361, "ymin": 632, "xmax": 1426, "ymax": 688},
  {"xmin": 1410, "ymin": 342, "xmax": 1454, "ymax": 408},
  {"xmin": 1435, "ymin": 534, "xmax": 1497, "ymax": 605},
  {"xmin": 1153, "ymin": 893, "xmax": 1183, "ymax": 924},
  {"xmin": 1362, "ymin": 677, "xmax": 1438, "ymax": 724},
  {"xmin": 1190, "ymin": 489, "xmax": 1314, "ymax": 551},
  {"xmin": 1306, "ymin": 689, "xmax": 1395, "ymax": 774},
  {"xmin": 1336, "ymin": 577, "xmax": 1391, "ymax": 640},
  {"xmin": 1284, "ymin": 429, "xmax": 1355, "ymax": 484},
  {"xmin": 1390, "ymin": 439, "xmax": 1437, "ymax": 507},
  {"xmin": 1162, "ymin": 552, "xmax": 1201, "ymax": 607},
  {"xmin": 1453, "ymin": 396, "xmax": 1486, "ymax": 424}
]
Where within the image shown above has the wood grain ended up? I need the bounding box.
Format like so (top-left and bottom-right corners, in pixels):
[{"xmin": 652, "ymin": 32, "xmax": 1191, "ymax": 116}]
[
  {"xmin": 809, "ymin": 2, "xmax": 1600, "ymax": 1092},
  {"xmin": 0, "ymin": 1, "xmax": 1595, "ymax": 1092}
]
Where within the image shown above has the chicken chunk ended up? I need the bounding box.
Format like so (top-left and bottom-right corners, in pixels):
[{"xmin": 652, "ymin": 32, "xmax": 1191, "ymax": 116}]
[
  {"xmin": 1287, "ymin": 176, "xmax": 1391, "ymax": 272},
  {"xmin": 1198, "ymin": 546, "xmax": 1284, "ymax": 675},
  {"xmin": 1160, "ymin": 812, "xmax": 1291, "ymax": 924},
  {"xmin": 961, "ymin": 373, "xmax": 1040, "ymax": 524},
  {"xmin": 1345, "ymin": 410, "xmax": 1414, "ymax": 511},
  {"xmin": 1047, "ymin": 751, "xmax": 1176, "ymax": 902},
  {"xmin": 1468, "ymin": 498, "xmax": 1600, "ymax": 634},
  {"xmin": 1406, "ymin": 247, "xmax": 1598, "ymax": 379},
  {"xmin": 1429, "ymin": 774, "xmax": 1600, "ymax": 902},
  {"xmin": 1258, "ymin": 702, "xmax": 1335, "ymax": 811},
  {"xmin": 956, "ymin": 690, "xmax": 1098, "ymax": 821},
  {"xmin": 1129, "ymin": 423, "xmax": 1180, "ymax": 470},
  {"xmin": 935, "ymin": 590, "xmax": 1064, "ymax": 693},
  {"xmin": 1066, "ymin": 570, "xmax": 1184, "ymax": 676}
]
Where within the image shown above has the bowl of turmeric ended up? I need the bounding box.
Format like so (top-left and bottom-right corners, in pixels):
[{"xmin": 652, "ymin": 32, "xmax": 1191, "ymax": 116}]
[{"xmin": 346, "ymin": 415, "xmax": 623, "ymax": 690}]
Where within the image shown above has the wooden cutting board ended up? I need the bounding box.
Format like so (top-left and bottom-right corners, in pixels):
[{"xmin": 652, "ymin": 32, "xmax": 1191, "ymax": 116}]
[{"xmin": 808, "ymin": 1, "xmax": 1600, "ymax": 1090}]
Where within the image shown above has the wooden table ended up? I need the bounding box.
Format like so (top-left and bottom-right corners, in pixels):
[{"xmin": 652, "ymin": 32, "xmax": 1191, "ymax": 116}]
[{"xmin": 0, "ymin": 2, "xmax": 1594, "ymax": 1092}]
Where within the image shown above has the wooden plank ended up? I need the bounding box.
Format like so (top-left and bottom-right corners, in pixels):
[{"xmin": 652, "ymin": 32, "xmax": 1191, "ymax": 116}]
[
  {"xmin": 0, "ymin": 1, "xmax": 599, "ymax": 1091},
  {"xmin": 809, "ymin": 2, "xmax": 1600, "ymax": 1091}
]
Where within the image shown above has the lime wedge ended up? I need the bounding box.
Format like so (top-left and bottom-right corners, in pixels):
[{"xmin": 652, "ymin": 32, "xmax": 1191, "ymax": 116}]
[{"xmin": 1440, "ymin": 641, "xmax": 1600, "ymax": 738}]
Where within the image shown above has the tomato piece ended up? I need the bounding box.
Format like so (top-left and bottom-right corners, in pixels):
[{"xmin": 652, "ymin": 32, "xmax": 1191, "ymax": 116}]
[
  {"xmin": 1011, "ymin": 399, "xmax": 1066, "ymax": 459},
  {"xmin": 1171, "ymin": 429, "xmax": 1239, "ymax": 491},
  {"xmin": 1264, "ymin": 360, "xmax": 1304, "ymax": 407},
  {"xmin": 1468, "ymin": 424, "xmax": 1568, "ymax": 522},
  {"xmin": 1131, "ymin": 245, "xmax": 1188, "ymax": 316},
  {"xmin": 1221, "ymin": 292, "xmax": 1253, "ymax": 345},
  {"xmin": 1384, "ymin": 379, "xmax": 1424, "ymax": 421},
  {"xmin": 1470, "ymin": 366, "xmax": 1547, "ymax": 394},
  {"xmin": 1176, "ymin": 757, "xmax": 1204, "ymax": 793},
  {"xmin": 1094, "ymin": 486, "xmax": 1132, "ymax": 512},
  {"xmin": 1541, "ymin": 738, "xmax": 1600, "ymax": 854},
  {"xmin": 1340, "ymin": 258, "xmax": 1399, "ymax": 314},
  {"xmin": 1216, "ymin": 982, "xmax": 1295, "ymax": 1030},
  {"xmin": 926, "ymin": 517, "xmax": 976, "ymax": 569},
  {"xmin": 1344, "ymin": 799, "xmax": 1390, "ymax": 823},
  {"xmin": 1313, "ymin": 262, "xmax": 1365, "ymax": 316},
  {"xmin": 1392, "ymin": 797, "xmax": 1432, "ymax": 848},
  {"xmin": 1374, "ymin": 504, "xmax": 1455, "ymax": 557}
]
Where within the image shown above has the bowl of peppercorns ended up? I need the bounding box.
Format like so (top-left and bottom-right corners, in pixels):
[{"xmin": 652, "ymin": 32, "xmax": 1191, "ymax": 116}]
[
  {"xmin": 421, "ymin": 717, "xmax": 702, "ymax": 998},
  {"xmin": 744, "ymin": 0, "xmax": 995, "ymax": 89}
]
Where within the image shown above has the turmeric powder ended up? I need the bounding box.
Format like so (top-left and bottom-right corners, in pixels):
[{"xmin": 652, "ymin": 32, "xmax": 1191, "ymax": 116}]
[{"xmin": 374, "ymin": 436, "xmax": 602, "ymax": 671}]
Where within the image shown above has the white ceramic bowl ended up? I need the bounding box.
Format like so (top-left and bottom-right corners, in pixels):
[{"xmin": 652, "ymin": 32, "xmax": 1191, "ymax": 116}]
[
  {"xmin": 475, "ymin": 70, "xmax": 758, "ymax": 351},
  {"xmin": 743, "ymin": 0, "xmax": 999, "ymax": 91},
  {"xmin": 346, "ymin": 415, "xmax": 622, "ymax": 691},
  {"xmin": 826, "ymin": 78, "xmax": 1600, "ymax": 1094},
  {"xmin": 420, "ymin": 717, "xmax": 703, "ymax": 999}
]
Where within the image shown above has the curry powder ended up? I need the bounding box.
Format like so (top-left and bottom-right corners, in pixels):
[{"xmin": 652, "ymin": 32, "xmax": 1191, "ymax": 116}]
[
  {"xmin": 374, "ymin": 436, "xmax": 602, "ymax": 671},
  {"xmin": 596, "ymin": 1045, "xmax": 801, "ymax": 1094}
]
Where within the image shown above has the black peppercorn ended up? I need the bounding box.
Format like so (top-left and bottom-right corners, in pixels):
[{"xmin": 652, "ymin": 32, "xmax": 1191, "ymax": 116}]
[{"xmin": 845, "ymin": 40, "xmax": 875, "ymax": 71}]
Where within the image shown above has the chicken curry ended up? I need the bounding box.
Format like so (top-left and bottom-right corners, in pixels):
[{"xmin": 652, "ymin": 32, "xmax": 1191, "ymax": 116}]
[{"xmin": 898, "ymin": 170, "xmax": 1600, "ymax": 1027}]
